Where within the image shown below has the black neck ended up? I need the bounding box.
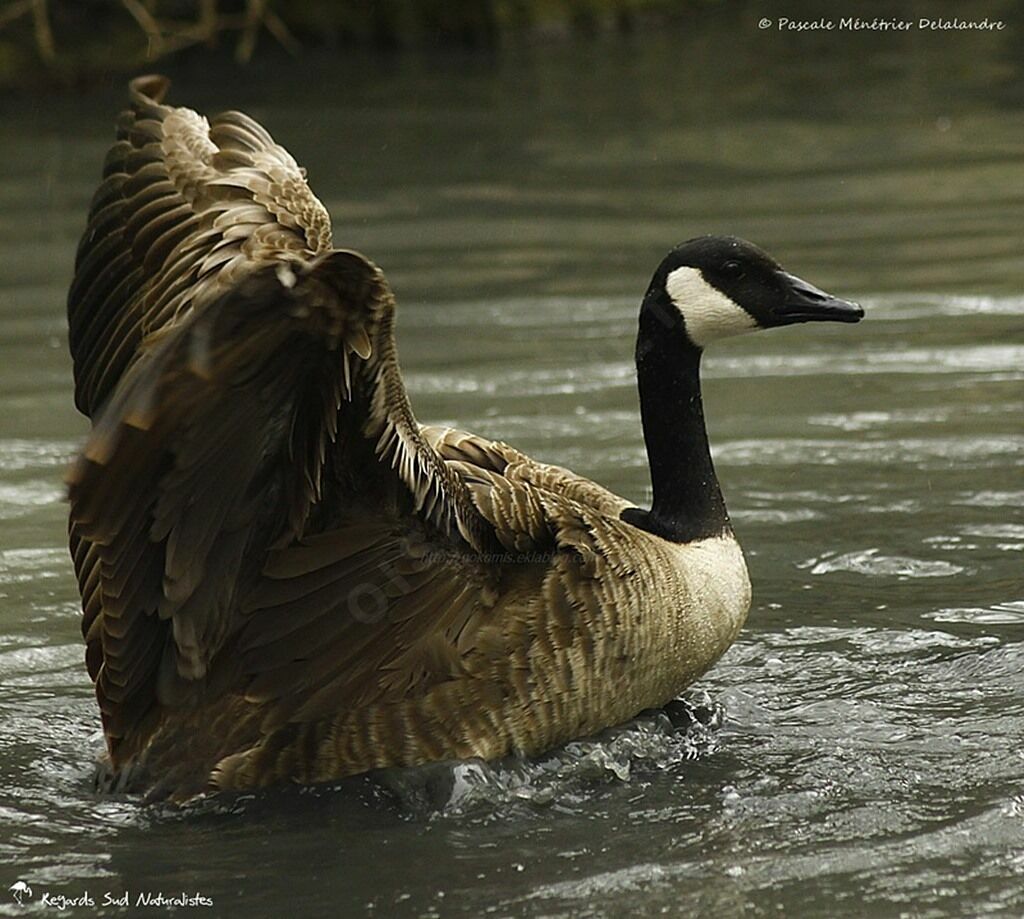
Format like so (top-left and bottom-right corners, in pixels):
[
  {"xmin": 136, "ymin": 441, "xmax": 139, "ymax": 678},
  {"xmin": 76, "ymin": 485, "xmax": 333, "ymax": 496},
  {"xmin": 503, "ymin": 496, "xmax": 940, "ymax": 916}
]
[{"xmin": 620, "ymin": 296, "xmax": 731, "ymax": 542}]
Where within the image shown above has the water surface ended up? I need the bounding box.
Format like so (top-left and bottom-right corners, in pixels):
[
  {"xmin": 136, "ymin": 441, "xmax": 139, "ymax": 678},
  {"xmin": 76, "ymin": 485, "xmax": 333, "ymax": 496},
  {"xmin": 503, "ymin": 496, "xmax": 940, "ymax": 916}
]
[{"xmin": 1, "ymin": 11, "xmax": 1023, "ymax": 918}]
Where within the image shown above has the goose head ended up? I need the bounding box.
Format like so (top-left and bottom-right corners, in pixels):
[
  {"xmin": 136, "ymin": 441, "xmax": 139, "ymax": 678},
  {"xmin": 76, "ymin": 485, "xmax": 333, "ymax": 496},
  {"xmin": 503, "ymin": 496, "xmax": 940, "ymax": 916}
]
[{"xmin": 642, "ymin": 236, "xmax": 863, "ymax": 348}]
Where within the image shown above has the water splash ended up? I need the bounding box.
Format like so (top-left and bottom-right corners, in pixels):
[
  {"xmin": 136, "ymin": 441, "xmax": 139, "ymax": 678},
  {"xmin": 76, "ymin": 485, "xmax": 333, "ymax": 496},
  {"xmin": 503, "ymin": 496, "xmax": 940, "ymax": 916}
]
[{"xmin": 370, "ymin": 694, "xmax": 725, "ymax": 817}]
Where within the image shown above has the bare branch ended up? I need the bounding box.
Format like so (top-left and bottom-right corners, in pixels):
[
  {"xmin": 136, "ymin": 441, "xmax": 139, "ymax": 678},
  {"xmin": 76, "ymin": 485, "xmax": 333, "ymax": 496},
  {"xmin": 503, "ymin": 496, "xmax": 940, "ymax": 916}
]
[
  {"xmin": 30, "ymin": 0, "xmax": 55, "ymax": 62},
  {"xmin": 235, "ymin": 0, "xmax": 266, "ymax": 63},
  {"xmin": 121, "ymin": 0, "xmax": 164, "ymax": 58},
  {"xmin": 263, "ymin": 9, "xmax": 299, "ymax": 56}
]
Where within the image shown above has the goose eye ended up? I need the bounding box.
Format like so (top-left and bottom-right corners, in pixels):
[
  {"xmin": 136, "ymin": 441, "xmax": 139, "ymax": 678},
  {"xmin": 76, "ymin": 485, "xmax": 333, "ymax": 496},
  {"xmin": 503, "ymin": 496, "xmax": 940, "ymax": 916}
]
[{"xmin": 720, "ymin": 260, "xmax": 743, "ymax": 279}]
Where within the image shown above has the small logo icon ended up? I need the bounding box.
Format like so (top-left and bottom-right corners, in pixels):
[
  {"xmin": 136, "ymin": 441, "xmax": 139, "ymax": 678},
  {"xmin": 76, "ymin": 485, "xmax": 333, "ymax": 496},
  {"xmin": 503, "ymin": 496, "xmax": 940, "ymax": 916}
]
[{"xmin": 9, "ymin": 881, "xmax": 33, "ymax": 905}]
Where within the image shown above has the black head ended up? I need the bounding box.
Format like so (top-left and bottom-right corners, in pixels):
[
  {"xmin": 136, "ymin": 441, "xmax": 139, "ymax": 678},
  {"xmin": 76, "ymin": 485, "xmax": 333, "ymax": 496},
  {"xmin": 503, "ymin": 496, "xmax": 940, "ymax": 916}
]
[{"xmin": 642, "ymin": 236, "xmax": 863, "ymax": 348}]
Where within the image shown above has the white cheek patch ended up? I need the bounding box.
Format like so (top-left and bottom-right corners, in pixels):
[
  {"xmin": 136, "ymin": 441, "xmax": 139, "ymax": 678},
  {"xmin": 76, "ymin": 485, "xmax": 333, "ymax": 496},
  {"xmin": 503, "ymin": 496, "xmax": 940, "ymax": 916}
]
[{"xmin": 665, "ymin": 267, "xmax": 759, "ymax": 348}]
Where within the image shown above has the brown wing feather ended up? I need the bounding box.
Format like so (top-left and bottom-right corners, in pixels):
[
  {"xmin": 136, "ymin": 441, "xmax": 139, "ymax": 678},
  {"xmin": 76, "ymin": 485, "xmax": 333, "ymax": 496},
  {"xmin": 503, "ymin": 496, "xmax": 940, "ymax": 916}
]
[
  {"xmin": 69, "ymin": 251, "xmax": 385, "ymax": 764},
  {"xmin": 235, "ymin": 522, "xmax": 493, "ymax": 719},
  {"xmin": 221, "ymin": 438, "xmax": 629, "ymax": 738},
  {"xmin": 67, "ymin": 74, "xmax": 332, "ymax": 418},
  {"xmin": 66, "ymin": 75, "xmax": 352, "ymax": 766}
]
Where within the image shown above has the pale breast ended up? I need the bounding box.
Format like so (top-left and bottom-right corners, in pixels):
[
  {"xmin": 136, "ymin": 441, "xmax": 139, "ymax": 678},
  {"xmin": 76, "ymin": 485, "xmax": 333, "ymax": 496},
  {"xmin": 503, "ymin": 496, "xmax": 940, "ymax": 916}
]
[{"xmin": 661, "ymin": 534, "xmax": 752, "ymax": 672}]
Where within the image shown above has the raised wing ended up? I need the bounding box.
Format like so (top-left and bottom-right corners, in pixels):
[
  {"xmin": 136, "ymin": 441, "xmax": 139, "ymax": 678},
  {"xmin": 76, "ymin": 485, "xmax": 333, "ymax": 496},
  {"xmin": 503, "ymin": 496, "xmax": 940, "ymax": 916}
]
[
  {"xmin": 70, "ymin": 251, "xmax": 392, "ymax": 761},
  {"xmin": 67, "ymin": 79, "xmax": 495, "ymax": 770},
  {"xmin": 67, "ymin": 74, "xmax": 332, "ymax": 418}
]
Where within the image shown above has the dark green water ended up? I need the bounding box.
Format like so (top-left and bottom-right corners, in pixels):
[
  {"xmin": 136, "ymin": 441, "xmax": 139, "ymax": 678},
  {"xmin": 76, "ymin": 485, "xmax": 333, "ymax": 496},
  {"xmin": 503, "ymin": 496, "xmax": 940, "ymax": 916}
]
[{"xmin": 1, "ymin": 9, "xmax": 1023, "ymax": 918}]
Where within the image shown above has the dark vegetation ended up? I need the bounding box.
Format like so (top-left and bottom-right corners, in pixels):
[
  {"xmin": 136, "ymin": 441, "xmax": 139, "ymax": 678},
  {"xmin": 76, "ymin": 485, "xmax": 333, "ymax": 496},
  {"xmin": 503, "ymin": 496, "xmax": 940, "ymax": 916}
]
[{"xmin": 0, "ymin": 0, "xmax": 718, "ymax": 89}]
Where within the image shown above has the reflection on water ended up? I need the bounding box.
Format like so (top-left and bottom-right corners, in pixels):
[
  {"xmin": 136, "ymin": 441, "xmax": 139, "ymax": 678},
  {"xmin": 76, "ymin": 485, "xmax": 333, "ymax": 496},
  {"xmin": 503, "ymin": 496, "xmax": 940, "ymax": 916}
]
[{"xmin": 1, "ymin": 6, "xmax": 1023, "ymax": 917}]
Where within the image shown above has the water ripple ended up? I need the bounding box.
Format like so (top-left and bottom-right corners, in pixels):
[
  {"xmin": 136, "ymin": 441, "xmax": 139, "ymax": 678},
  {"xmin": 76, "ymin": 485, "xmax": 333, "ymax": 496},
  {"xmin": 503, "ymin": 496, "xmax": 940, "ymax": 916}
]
[
  {"xmin": 807, "ymin": 408, "xmax": 951, "ymax": 431},
  {"xmin": 0, "ymin": 548, "xmax": 67, "ymax": 584},
  {"xmin": 0, "ymin": 440, "xmax": 77, "ymax": 473},
  {"xmin": 926, "ymin": 601, "xmax": 1024, "ymax": 625},
  {"xmin": 717, "ymin": 436, "xmax": 1024, "ymax": 467},
  {"xmin": 961, "ymin": 524, "xmax": 1024, "ymax": 540},
  {"xmin": 0, "ymin": 481, "xmax": 65, "ymax": 520},
  {"xmin": 954, "ymin": 490, "xmax": 1024, "ymax": 508},
  {"xmin": 804, "ymin": 549, "xmax": 966, "ymax": 579}
]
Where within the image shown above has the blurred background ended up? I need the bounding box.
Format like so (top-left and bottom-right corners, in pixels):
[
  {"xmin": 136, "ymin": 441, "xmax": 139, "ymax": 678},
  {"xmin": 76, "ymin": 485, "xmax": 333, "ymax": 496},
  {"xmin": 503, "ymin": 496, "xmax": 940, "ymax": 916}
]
[{"xmin": 1, "ymin": 2, "xmax": 1023, "ymax": 917}]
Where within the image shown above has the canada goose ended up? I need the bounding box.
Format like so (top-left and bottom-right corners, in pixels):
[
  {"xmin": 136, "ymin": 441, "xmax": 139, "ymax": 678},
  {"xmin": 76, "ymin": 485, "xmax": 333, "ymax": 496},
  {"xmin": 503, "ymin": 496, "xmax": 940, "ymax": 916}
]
[{"xmin": 67, "ymin": 76, "xmax": 863, "ymax": 802}]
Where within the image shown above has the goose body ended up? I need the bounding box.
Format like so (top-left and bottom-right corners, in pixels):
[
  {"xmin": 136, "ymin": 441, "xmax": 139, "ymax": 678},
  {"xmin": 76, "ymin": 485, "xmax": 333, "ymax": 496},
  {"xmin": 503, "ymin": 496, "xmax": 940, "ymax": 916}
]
[{"xmin": 67, "ymin": 77, "xmax": 862, "ymax": 801}]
